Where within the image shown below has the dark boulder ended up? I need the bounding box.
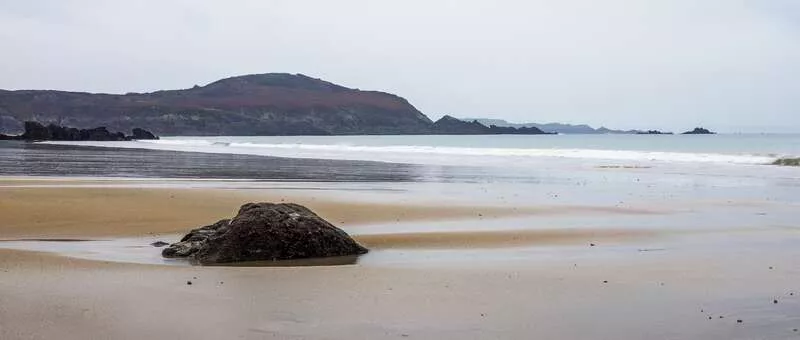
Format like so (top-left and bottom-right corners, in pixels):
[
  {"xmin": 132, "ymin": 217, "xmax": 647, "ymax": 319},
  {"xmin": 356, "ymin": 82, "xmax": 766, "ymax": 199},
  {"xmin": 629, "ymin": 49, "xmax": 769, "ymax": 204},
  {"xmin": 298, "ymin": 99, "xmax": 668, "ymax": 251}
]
[
  {"xmin": 131, "ymin": 128, "xmax": 159, "ymax": 140},
  {"xmin": 773, "ymin": 158, "xmax": 800, "ymax": 166},
  {"xmin": 162, "ymin": 219, "xmax": 231, "ymax": 258},
  {"xmin": 22, "ymin": 121, "xmax": 51, "ymax": 140},
  {"xmin": 162, "ymin": 203, "xmax": 368, "ymax": 264},
  {"xmin": 44, "ymin": 124, "xmax": 72, "ymax": 140},
  {"xmin": 79, "ymin": 126, "xmax": 126, "ymax": 141},
  {"xmin": 46, "ymin": 124, "xmax": 82, "ymax": 141}
]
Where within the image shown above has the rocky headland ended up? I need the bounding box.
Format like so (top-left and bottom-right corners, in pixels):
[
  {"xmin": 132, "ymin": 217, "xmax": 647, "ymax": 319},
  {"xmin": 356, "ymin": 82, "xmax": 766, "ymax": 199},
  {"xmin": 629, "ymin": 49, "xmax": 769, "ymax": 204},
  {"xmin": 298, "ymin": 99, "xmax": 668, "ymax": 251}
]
[
  {"xmin": 0, "ymin": 73, "xmax": 553, "ymax": 136},
  {"xmin": 431, "ymin": 115, "xmax": 550, "ymax": 135},
  {"xmin": 0, "ymin": 74, "xmax": 433, "ymax": 136}
]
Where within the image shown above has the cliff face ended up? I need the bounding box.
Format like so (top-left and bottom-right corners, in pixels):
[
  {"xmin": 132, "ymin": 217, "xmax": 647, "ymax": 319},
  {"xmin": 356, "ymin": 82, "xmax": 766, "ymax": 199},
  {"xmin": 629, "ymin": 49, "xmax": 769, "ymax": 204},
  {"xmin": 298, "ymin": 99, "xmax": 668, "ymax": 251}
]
[{"xmin": 0, "ymin": 73, "xmax": 433, "ymax": 136}]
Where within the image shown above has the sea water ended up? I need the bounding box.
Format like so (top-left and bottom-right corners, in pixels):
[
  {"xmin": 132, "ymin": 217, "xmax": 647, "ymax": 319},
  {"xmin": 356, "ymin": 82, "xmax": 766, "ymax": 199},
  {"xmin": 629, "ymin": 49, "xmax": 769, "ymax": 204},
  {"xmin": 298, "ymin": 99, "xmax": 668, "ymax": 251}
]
[
  {"xmin": 51, "ymin": 134, "xmax": 800, "ymax": 167},
  {"xmin": 3, "ymin": 133, "xmax": 798, "ymax": 218}
]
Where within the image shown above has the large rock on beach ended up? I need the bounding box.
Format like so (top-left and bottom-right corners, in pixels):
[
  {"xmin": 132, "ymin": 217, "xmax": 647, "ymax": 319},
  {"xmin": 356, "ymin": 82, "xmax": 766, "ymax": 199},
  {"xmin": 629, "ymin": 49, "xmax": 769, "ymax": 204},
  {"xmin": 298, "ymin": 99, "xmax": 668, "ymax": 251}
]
[{"xmin": 162, "ymin": 203, "xmax": 368, "ymax": 264}]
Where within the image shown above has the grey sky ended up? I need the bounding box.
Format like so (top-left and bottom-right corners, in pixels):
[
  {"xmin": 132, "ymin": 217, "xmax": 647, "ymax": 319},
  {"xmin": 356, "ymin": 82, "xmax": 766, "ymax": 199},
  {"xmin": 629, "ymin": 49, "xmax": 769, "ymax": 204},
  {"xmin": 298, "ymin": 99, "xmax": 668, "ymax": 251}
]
[{"xmin": 1, "ymin": 0, "xmax": 798, "ymax": 132}]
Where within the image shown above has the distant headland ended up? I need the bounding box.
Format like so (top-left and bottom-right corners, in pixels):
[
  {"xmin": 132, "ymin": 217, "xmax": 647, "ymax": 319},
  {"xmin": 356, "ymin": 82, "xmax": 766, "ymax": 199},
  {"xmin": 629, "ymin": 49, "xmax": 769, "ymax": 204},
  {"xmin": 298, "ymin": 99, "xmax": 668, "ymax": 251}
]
[
  {"xmin": 0, "ymin": 73, "xmax": 711, "ymax": 136},
  {"xmin": 462, "ymin": 118, "xmax": 716, "ymax": 135},
  {"xmin": 681, "ymin": 127, "xmax": 716, "ymax": 135},
  {"xmin": 0, "ymin": 73, "xmax": 546, "ymax": 136}
]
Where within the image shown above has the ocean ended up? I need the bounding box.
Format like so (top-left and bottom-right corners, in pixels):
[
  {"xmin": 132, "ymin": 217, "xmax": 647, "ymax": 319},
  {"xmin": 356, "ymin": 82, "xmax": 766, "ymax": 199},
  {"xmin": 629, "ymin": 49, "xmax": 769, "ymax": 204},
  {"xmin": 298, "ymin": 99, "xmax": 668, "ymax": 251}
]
[
  {"xmin": 3, "ymin": 133, "xmax": 797, "ymax": 210},
  {"xmin": 42, "ymin": 133, "xmax": 800, "ymax": 167},
  {"xmin": 0, "ymin": 133, "xmax": 794, "ymax": 185}
]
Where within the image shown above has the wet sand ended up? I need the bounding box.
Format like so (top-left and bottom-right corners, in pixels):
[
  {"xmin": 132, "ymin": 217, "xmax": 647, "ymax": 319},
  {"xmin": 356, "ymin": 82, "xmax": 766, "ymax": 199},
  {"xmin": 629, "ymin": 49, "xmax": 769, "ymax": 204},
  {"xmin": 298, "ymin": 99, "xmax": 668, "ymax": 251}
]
[
  {"xmin": 356, "ymin": 228, "xmax": 656, "ymax": 249},
  {"xmin": 2, "ymin": 241, "xmax": 799, "ymax": 340},
  {"xmin": 1, "ymin": 178, "xmax": 799, "ymax": 339},
  {"xmin": 0, "ymin": 179, "xmax": 659, "ymax": 239},
  {"xmin": 0, "ymin": 185, "xmax": 526, "ymax": 238}
]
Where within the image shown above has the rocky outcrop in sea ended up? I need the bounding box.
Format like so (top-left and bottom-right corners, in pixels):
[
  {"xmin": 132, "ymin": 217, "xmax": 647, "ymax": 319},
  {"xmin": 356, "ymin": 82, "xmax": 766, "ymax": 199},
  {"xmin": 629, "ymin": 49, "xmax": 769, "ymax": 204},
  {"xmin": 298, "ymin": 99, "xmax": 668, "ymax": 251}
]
[{"xmin": 681, "ymin": 127, "xmax": 715, "ymax": 135}]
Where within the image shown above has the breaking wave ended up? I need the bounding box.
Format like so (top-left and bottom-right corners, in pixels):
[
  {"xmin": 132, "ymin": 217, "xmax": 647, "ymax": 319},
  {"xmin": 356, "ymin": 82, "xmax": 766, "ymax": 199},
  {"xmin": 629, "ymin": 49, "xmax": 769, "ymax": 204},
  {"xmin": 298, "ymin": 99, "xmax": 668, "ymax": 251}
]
[{"xmin": 42, "ymin": 138, "xmax": 781, "ymax": 167}]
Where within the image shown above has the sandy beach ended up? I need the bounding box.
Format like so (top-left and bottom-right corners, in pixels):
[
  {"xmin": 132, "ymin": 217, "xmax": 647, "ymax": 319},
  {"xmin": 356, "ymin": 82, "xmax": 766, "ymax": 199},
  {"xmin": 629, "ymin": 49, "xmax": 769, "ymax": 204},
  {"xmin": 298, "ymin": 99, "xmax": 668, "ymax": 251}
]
[
  {"xmin": 2, "ymin": 245, "xmax": 796, "ymax": 340},
  {"xmin": 0, "ymin": 177, "xmax": 659, "ymax": 241},
  {"xmin": 0, "ymin": 177, "xmax": 798, "ymax": 339},
  {"xmin": 3, "ymin": 1, "xmax": 800, "ymax": 337}
]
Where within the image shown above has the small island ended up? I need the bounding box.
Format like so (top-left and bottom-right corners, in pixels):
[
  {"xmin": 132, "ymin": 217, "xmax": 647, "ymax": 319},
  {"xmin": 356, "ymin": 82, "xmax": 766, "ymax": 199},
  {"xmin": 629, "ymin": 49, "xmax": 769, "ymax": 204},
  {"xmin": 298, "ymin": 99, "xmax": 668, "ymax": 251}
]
[{"xmin": 681, "ymin": 127, "xmax": 715, "ymax": 135}]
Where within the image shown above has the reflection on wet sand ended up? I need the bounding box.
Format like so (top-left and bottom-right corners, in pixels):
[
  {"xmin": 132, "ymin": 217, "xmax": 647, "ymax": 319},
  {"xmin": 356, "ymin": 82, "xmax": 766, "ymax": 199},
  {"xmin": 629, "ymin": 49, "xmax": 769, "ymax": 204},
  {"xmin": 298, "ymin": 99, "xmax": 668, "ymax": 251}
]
[{"xmin": 356, "ymin": 228, "xmax": 656, "ymax": 249}]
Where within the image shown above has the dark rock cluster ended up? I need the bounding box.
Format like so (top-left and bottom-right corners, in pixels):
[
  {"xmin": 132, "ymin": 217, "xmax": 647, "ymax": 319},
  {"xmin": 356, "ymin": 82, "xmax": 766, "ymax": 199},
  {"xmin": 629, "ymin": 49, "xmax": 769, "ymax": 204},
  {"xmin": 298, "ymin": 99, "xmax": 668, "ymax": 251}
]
[
  {"xmin": 773, "ymin": 158, "xmax": 800, "ymax": 166},
  {"xmin": 636, "ymin": 130, "xmax": 674, "ymax": 135},
  {"xmin": 0, "ymin": 121, "xmax": 158, "ymax": 141}
]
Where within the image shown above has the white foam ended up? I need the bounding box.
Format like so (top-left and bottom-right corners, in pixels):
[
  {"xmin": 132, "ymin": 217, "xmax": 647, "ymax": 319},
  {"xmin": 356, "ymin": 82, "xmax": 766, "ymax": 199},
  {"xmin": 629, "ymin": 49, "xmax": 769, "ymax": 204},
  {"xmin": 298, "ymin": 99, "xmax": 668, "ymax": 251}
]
[{"xmin": 41, "ymin": 139, "xmax": 779, "ymax": 167}]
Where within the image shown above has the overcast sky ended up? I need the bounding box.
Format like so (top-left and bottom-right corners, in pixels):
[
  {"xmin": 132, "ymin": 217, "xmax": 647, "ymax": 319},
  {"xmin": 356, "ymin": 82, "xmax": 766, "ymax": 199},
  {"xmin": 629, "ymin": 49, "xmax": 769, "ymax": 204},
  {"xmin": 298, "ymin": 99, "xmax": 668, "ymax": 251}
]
[{"xmin": 1, "ymin": 0, "xmax": 798, "ymax": 132}]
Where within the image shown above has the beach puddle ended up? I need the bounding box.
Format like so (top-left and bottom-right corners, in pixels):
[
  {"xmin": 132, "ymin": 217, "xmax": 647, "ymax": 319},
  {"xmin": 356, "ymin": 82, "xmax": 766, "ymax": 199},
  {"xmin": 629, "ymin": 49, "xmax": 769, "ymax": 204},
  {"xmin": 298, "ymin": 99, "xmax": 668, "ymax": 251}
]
[
  {"xmin": 0, "ymin": 237, "xmax": 184, "ymax": 266},
  {"xmin": 0, "ymin": 227, "xmax": 667, "ymax": 268},
  {"xmin": 200, "ymin": 255, "xmax": 361, "ymax": 267},
  {"xmin": 0, "ymin": 237, "xmax": 367, "ymax": 267}
]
